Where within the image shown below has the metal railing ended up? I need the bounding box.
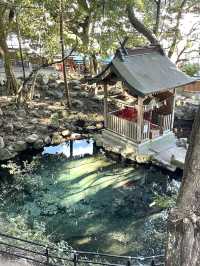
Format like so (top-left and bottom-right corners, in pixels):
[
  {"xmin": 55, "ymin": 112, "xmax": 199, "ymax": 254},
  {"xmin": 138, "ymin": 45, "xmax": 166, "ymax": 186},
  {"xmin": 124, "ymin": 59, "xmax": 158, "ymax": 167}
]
[{"xmin": 0, "ymin": 232, "xmax": 165, "ymax": 266}]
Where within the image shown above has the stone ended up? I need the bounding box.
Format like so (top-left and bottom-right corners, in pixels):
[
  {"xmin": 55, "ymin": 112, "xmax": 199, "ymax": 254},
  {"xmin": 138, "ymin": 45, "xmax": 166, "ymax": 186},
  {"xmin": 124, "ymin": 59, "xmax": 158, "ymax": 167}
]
[
  {"xmin": 30, "ymin": 118, "xmax": 38, "ymax": 124},
  {"xmin": 4, "ymin": 123, "xmax": 14, "ymax": 133},
  {"xmin": 72, "ymin": 99, "xmax": 84, "ymax": 108},
  {"xmin": 0, "ymin": 136, "xmax": 5, "ymax": 149},
  {"xmin": 0, "ymin": 119, "xmax": 3, "ymax": 127},
  {"xmin": 24, "ymin": 125, "xmax": 35, "ymax": 131},
  {"xmin": 13, "ymin": 141, "xmax": 27, "ymax": 152},
  {"xmin": 33, "ymin": 139, "xmax": 44, "ymax": 150},
  {"xmin": 0, "ymin": 108, "xmax": 3, "ymax": 116},
  {"xmin": 26, "ymin": 134, "xmax": 39, "ymax": 144},
  {"xmin": 48, "ymin": 83, "xmax": 57, "ymax": 89},
  {"xmin": 86, "ymin": 125, "xmax": 96, "ymax": 131},
  {"xmin": 73, "ymin": 85, "xmax": 81, "ymax": 91},
  {"xmin": 13, "ymin": 122, "xmax": 23, "ymax": 130},
  {"xmin": 96, "ymin": 122, "xmax": 103, "ymax": 129},
  {"xmin": 70, "ymin": 80, "xmax": 81, "ymax": 86},
  {"xmin": 61, "ymin": 129, "xmax": 71, "ymax": 137},
  {"xmin": 47, "ymin": 90, "xmax": 64, "ymax": 99},
  {"xmin": 37, "ymin": 125, "xmax": 48, "ymax": 134},
  {"xmin": 5, "ymin": 111, "xmax": 17, "ymax": 118},
  {"xmin": 0, "ymin": 148, "xmax": 16, "ymax": 161},
  {"xmin": 51, "ymin": 132, "xmax": 63, "ymax": 144},
  {"xmin": 17, "ymin": 109, "xmax": 26, "ymax": 117},
  {"xmin": 44, "ymin": 136, "xmax": 51, "ymax": 145}
]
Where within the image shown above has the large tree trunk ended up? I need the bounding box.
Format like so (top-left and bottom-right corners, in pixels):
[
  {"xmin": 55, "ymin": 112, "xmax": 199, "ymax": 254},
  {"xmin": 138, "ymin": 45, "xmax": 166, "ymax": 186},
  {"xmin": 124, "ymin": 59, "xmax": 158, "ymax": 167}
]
[
  {"xmin": 166, "ymin": 106, "xmax": 200, "ymax": 266},
  {"xmin": 0, "ymin": 32, "xmax": 18, "ymax": 95}
]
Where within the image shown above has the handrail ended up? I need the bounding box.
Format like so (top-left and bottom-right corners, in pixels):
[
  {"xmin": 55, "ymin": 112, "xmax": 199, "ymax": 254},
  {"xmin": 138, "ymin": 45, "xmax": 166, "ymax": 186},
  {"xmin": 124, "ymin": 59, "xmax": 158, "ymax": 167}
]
[{"xmin": 0, "ymin": 232, "xmax": 164, "ymax": 266}]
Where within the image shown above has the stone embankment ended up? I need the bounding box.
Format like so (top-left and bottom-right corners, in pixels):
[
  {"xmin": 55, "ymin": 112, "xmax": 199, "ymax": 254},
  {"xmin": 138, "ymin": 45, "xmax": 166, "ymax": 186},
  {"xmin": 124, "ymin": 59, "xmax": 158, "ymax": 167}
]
[{"xmin": 0, "ymin": 76, "xmax": 104, "ymax": 161}]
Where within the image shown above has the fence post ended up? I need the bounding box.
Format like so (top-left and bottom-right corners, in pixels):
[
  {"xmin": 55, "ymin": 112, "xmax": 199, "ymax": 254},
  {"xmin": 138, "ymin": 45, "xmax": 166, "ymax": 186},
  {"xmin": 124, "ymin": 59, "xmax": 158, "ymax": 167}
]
[
  {"xmin": 73, "ymin": 251, "xmax": 78, "ymax": 266},
  {"xmin": 127, "ymin": 257, "xmax": 131, "ymax": 266},
  {"xmin": 45, "ymin": 247, "xmax": 49, "ymax": 265},
  {"xmin": 150, "ymin": 258, "xmax": 155, "ymax": 266}
]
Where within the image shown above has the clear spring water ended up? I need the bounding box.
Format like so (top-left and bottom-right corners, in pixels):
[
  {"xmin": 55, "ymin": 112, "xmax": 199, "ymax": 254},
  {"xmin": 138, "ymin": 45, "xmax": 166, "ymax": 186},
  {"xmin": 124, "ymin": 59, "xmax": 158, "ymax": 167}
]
[{"xmin": 0, "ymin": 139, "xmax": 177, "ymax": 257}]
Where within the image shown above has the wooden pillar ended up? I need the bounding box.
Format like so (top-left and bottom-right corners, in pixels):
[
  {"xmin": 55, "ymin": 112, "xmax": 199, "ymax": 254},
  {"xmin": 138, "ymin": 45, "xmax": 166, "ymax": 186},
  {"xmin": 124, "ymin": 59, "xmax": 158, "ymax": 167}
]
[
  {"xmin": 104, "ymin": 83, "xmax": 108, "ymax": 128},
  {"xmin": 137, "ymin": 97, "xmax": 144, "ymax": 143},
  {"xmin": 170, "ymin": 88, "xmax": 176, "ymax": 130}
]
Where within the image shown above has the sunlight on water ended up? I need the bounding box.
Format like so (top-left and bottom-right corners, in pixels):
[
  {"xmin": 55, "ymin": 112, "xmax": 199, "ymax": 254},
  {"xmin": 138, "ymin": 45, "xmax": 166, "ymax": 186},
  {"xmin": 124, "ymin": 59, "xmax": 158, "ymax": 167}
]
[{"xmin": 1, "ymin": 139, "xmax": 169, "ymax": 257}]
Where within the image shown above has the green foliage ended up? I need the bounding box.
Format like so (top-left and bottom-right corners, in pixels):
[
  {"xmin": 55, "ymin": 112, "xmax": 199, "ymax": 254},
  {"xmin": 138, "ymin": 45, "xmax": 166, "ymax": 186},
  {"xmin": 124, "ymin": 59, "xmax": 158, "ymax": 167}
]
[
  {"xmin": 153, "ymin": 194, "xmax": 176, "ymax": 209},
  {"xmin": 181, "ymin": 63, "xmax": 200, "ymax": 76}
]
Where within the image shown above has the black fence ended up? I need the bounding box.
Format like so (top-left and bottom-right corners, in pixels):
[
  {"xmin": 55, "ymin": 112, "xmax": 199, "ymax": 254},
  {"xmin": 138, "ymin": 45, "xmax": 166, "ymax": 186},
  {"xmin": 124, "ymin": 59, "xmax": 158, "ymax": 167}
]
[{"xmin": 0, "ymin": 232, "xmax": 165, "ymax": 266}]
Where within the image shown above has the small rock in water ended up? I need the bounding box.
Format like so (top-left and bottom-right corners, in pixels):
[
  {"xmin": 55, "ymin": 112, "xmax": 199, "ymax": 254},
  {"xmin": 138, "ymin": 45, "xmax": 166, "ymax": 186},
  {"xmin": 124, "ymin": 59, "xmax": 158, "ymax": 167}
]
[
  {"xmin": 0, "ymin": 136, "xmax": 5, "ymax": 149},
  {"xmin": 26, "ymin": 134, "xmax": 39, "ymax": 144}
]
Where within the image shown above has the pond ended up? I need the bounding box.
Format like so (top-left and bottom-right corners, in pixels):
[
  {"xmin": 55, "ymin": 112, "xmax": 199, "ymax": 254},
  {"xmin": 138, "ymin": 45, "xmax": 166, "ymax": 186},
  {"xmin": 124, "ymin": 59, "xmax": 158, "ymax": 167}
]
[{"xmin": 0, "ymin": 139, "xmax": 180, "ymax": 258}]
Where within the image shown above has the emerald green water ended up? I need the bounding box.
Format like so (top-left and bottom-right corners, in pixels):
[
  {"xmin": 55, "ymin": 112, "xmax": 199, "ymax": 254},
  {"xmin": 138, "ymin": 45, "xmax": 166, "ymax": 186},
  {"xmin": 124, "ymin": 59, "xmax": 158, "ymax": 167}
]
[{"xmin": 0, "ymin": 139, "xmax": 170, "ymax": 257}]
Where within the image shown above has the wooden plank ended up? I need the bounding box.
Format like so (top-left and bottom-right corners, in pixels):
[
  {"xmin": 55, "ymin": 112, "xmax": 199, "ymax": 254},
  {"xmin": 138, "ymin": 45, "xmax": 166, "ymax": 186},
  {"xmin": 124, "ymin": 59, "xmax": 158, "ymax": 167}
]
[{"xmin": 104, "ymin": 84, "xmax": 108, "ymax": 127}]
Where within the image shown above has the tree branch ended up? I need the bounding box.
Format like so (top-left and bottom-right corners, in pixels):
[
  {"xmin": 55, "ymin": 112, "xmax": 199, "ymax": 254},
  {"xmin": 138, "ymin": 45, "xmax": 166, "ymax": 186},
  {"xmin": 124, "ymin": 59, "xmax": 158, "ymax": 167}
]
[{"xmin": 126, "ymin": 4, "xmax": 159, "ymax": 45}]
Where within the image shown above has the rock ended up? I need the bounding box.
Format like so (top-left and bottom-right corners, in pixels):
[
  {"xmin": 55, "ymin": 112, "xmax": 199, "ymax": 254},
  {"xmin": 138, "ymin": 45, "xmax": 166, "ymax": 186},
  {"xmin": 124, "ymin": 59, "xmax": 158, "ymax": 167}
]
[
  {"xmin": 30, "ymin": 118, "xmax": 38, "ymax": 124},
  {"xmin": 4, "ymin": 123, "xmax": 14, "ymax": 133},
  {"xmin": 51, "ymin": 132, "xmax": 63, "ymax": 144},
  {"xmin": 41, "ymin": 85, "xmax": 49, "ymax": 91},
  {"xmin": 72, "ymin": 99, "xmax": 84, "ymax": 108},
  {"xmin": 70, "ymin": 80, "xmax": 81, "ymax": 86},
  {"xmin": 0, "ymin": 108, "xmax": 3, "ymax": 116},
  {"xmin": 47, "ymin": 90, "xmax": 64, "ymax": 99},
  {"xmin": 48, "ymin": 83, "xmax": 57, "ymax": 89},
  {"xmin": 44, "ymin": 136, "xmax": 51, "ymax": 145},
  {"xmin": 73, "ymin": 85, "xmax": 81, "ymax": 91},
  {"xmin": 86, "ymin": 125, "xmax": 96, "ymax": 131},
  {"xmin": 79, "ymin": 91, "xmax": 88, "ymax": 97},
  {"xmin": 26, "ymin": 134, "xmax": 39, "ymax": 144},
  {"xmin": 96, "ymin": 122, "xmax": 103, "ymax": 129},
  {"xmin": 13, "ymin": 141, "xmax": 27, "ymax": 152},
  {"xmin": 24, "ymin": 125, "xmax": 35, "ymax": 131},
  {"xmin": 0, "ymin": 136, "xmax": 5, "ymax": 149},
  {"xmin": 13, "ymin": 122, "xmax": 23, "ymax": 130},
  {"xmin": 17, "ymin": 109, "xmax": 26, "ymax": 117},
  {"xmin": 37, "ymin": 125, "xmax": 48, "ymax": 134},
  {"xmin": 5, "ymin": 111, "xmax": 17, "ymax": 118},
  {"xmin": 61, "ymin": 129, "xmax": 71, "ymax": 137},
  {"xmin": 0, "ymin": 148, "xmax": 16, "ymax": 161},
  {"xmin": 33, "ymin": 139, "xmax": 44, "ymax": 150},
  {"xmin": 30, "ymin": 110, "xmax": 41, "ymax": 118}
]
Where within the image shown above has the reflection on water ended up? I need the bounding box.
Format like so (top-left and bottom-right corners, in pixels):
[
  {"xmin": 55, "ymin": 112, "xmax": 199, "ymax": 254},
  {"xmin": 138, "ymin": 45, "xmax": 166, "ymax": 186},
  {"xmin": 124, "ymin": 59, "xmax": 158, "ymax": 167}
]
[
  {"xmin": 1, "ymin": 138, "xmax": 171, "ymax": 258},
  {"xmin": 43, "ymin": 139, "xmax": 94, "ymax": 157}
]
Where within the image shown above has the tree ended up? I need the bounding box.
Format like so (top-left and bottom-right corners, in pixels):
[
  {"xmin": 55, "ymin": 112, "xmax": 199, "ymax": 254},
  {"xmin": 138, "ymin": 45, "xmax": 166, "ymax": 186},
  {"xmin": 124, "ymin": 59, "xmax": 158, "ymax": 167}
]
[
  {"xmin": 166, "ymin": 106, "xmax": 200, "ymax": 265},
  {"xmin": 0, "ymin": 3, "xmax": 18, "ymax": 95}
]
